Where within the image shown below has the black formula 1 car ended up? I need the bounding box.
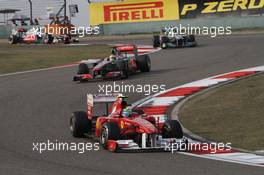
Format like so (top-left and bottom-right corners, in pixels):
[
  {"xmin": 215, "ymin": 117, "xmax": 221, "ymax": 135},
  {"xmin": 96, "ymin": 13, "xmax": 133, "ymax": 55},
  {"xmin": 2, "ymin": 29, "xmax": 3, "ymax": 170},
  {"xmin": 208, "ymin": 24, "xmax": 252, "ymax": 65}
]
[
  {"xmin": 73, "ymin": 45, "xmax": 151, "ymax": 82},
  {"xmin": 153, "ymin": 30, "xmax": 197, "ymax": 49}
]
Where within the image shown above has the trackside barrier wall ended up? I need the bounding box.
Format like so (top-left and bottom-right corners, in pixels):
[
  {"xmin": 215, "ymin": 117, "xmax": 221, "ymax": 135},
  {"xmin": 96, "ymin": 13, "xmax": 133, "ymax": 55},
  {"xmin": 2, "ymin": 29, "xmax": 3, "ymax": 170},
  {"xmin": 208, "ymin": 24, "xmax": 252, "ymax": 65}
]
[
  {"xmin": 90, "ymin": 0, "xmax": 264, "ymax": 35},
  {"xmin": 0, "ymin": 25, "xmax": 11, "ymax": 39},
  {"xmin": 101, "ymin": 15, "xmax": 264, "ymax": 35},
  {"xmin": 0, "ymin": 25, "xmax": 43, "ymax": 39}
]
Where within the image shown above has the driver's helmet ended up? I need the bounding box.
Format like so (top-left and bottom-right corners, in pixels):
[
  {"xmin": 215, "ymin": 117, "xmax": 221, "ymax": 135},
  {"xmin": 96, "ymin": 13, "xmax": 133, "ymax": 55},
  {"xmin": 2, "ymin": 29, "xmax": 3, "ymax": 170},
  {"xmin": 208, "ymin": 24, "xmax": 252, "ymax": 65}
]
[
  {"xmin": 161, "ymin": 27, "xmax": 166, "ymax": 33},
  {"xmin": 109, "ymin": 55, "xmax": 117, "ymax": 62},
  {"xmin": 121, "ymin": 101, "xmax": 128, "ymax": 109},
  {"xmin": 122, "ymin": 108, "xmax": 132, "ymax": 118}
]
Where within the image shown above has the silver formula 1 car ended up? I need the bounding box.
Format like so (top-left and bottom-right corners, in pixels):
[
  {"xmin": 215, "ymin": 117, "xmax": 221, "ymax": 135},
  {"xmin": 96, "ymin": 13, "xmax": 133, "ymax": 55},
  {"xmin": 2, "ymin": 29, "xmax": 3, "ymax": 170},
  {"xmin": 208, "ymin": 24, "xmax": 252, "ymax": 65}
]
[
  {"xmin": 153, "ymin": 30, "xmax": 197, "ymax": 49},
  {"xmin": 73, "ymin": 45, "xmax": 151, "ymax": 82}
]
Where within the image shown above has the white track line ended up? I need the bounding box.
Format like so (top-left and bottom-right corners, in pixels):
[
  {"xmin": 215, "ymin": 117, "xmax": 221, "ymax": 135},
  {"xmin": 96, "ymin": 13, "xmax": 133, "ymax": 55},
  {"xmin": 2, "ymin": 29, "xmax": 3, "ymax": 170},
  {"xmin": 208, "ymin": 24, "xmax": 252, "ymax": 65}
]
[
  {"xmin": 133, "ymin": 65, "xmax": 264, "ymax": 167},
  {"xmin": 179, "ymin": 152, "xmax": 264, "ymax": 168},
  {"xmin": 0, "ymin": 63, "xmax": 79, "ymax": 77},
  {"xmin": 0, "ymin": 45, "xmax": 159, "ymax": 77}
]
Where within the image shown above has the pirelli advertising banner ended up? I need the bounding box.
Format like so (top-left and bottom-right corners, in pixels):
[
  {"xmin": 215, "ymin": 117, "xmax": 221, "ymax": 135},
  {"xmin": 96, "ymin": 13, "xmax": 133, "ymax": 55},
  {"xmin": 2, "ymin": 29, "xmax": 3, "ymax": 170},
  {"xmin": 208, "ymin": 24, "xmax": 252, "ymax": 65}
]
[
  {"xmin": 90, "ymin": 0, "xmax": 264, "ymax": 25},
  {"xmin": 90, "ymin": 0, "xmax": 179, "ymax": 25},
  {"xmin": 179, "ymin": 0, "xmax": 264, "ymax": 18}
]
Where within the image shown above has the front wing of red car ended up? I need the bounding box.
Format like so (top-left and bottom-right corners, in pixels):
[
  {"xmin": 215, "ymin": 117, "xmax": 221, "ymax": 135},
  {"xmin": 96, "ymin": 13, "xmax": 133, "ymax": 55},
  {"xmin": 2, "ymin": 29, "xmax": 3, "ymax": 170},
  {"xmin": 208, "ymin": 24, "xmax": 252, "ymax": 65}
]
[{"xmin": 106, "ymin": 135, "xmax": 188, "ymax": 152}]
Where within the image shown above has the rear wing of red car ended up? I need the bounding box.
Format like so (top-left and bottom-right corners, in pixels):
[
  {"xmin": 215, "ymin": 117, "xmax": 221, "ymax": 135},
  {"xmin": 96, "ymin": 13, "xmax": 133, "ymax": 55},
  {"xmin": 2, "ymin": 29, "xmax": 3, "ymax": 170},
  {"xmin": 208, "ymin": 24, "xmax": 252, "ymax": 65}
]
[{"xmin": 86, "ymin": 94, "xmax": 122, "ymax": 120}]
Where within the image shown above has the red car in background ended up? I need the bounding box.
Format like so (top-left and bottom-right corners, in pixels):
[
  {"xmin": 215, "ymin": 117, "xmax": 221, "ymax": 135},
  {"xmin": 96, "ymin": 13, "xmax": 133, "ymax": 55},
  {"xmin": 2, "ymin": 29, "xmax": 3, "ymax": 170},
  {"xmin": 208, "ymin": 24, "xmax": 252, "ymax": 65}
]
[{"xmin": 9, "ymin": 24, "xmax": 78, "ymax": 44}]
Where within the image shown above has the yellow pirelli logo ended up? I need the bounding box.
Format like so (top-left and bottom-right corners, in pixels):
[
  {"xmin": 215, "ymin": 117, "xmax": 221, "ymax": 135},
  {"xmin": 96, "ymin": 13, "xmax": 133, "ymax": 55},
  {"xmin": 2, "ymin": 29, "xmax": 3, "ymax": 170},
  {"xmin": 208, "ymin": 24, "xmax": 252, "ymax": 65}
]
[
  {"xmin": 90, "ymin": 0, "xmax": 179, "ymax": 25},
  {"xmin": 181, "ymin": 0, "xmax": 264, "ymax": 15}
]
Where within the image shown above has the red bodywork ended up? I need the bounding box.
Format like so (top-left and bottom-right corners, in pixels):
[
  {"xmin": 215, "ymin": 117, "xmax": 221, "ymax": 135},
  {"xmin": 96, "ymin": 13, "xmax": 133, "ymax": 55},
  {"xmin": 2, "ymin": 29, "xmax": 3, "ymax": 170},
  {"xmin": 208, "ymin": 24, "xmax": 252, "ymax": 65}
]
[
  {"xmin": 86, "ymin": 95, "xmax": 160, "ymax": 139},
  {"xmin": 17, "ymin": 28, "xmax": 38, "ymax": 43},
  {"xmin": 95, "ymin": 115, "xmax": 159, "ymax": 138},
  {"xmin": 23, "ymin": 34, "xmax": 37, "ymax": 43},
  {"xmin": 71, "ymin": 94, "xmax": 188, "ymax": 152}
]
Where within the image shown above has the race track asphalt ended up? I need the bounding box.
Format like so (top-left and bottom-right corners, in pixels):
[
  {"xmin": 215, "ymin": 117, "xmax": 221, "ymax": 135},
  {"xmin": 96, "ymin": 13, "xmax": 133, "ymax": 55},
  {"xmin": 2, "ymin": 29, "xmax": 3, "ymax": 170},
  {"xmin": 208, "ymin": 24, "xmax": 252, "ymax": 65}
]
[{"xmin": 0, "ymin": 35, "xmax": 264, "ymax": 175}]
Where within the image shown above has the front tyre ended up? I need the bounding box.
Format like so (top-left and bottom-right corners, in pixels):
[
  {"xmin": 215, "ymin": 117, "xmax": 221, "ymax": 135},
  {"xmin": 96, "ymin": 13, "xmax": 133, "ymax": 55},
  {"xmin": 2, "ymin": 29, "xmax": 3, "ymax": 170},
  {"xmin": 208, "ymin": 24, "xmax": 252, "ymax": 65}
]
[
  {"xmin": 100, "ymin": 122, "xmax": 120, "ymax": 149},
  {"xmin": 121, "ymin": 61, "xmax": 129, "ymax": 79},
  {"xmin": 162, "ymin": 120, "xmax": 183, "ymax": 139},
  {"xmin": 153, "ymin": 35, "xmax": 160, "ymax": 48},
  {"xmin": 8, "ymin": 35, "xmax": 18, "ymax": 44},
  {"xmin": 161, "ymin": 42, "xmax": 167, "ymax": 49},
  {"xmin": 136, "ymin": 55, "xmax": 151, "ymax": 72},
  {"xmin": 77, "ymin": 63, "xmax": 90, "ymax": 75},
  {"xmin": 117, "ymin": 61, "xmax": 129, "ymax": 79},
  {"xmin": 70, "ymin": 111, "xmax": 92, "ymax": 138},
  {"xmin": 43, "ymin": 34, "xmax": 54, "ymax": 44}
]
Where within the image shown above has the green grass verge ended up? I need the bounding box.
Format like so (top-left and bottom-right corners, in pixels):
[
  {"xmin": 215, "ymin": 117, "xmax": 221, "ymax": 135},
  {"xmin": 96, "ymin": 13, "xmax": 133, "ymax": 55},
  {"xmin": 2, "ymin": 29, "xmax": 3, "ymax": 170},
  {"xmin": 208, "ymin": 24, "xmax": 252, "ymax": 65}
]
[
  {"xmin": 0, "ymin": 43, "xmax": 109, "ymax": 74},
  {"xmin": 180, "ymin": 73, "xmax": 264, "ymax": 151}
]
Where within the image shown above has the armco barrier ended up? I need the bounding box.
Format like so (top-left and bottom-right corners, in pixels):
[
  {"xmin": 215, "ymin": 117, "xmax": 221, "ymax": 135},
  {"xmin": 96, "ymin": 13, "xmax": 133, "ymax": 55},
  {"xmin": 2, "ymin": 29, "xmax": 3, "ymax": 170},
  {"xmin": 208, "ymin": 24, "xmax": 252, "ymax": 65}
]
[
  {"xmin": 0, "ymin": 25, "xmax": 45, "ymax": 39},
  {"xmin": 0, "ymin": 25, "xmax": 11, "ymax": 39},
  {"xmin": 93, "ymin": 0, "xmax": 264, "ymax": 35},
  {"xmin": 101, "ymin": 15, "xmax": 264, "ymax": 35}
]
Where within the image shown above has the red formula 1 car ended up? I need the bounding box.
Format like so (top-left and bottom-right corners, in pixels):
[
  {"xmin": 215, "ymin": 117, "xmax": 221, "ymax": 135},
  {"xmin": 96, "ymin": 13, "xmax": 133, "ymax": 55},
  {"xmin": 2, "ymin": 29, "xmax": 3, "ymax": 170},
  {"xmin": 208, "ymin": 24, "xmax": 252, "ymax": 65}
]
[
  {"xmin": 70, "ymin": 94, "xmax": 187, "ymax": 152},
  {"xmin": 9, "ymin": 24, "xmax": 79, "ymax": 45},
  {"xmin": 73, "ymin": 45, "xmax": 151, "ymax": 82}
]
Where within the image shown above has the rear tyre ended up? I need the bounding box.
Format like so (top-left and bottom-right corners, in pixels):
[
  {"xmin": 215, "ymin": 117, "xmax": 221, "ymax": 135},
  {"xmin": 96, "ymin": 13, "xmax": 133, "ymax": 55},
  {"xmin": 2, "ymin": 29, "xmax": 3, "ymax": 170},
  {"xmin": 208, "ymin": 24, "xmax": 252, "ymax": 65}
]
[
  {"xmin": 153, "ymin": 35, "xmax": 160, "ymax": 48},
  {"xmin": 136, "ymin": 55, "xmax": 151, "ymax": 72},
  {"xmin": 162, "ymin": 120, "xmax": 183, "ymax": 139},
  {"xmin": 100, "ymin": 122, "xmax": 120, "ymax": 149},
  {"xmin": 187, "ymin": 35, "xmax": 195, "ymax": 42},
  {"xmin": 161, "ymin": 42, "xmax": 167, "ymax": 49},
  {"xmin": 64, "ymin": 35, "xmax": 71, "ymax": 44},
  {"xmin": 70, "ymin": 111, "xmax": 92, "ymax": 138},
  {"xmin": 161, "ymin": 36, "xmax": 170, "ymax": 43},
  {"xmin": 117, "ymin": 61, "xmax": 129, "ymax": 79},
  {"xmin": 186, "ymin": 35, "xmax": 197, "ymax": 47},
  {"xmin": 178, "ymin": 39, "xmax": 184, "ymax": 47},
  {"xmin": 161, "ymin": 36, "xmax": 169, "ymax": 49},
  {"xmin": 77, "ymin": 63, "xmax": 90, "ymax": 75},
  {"xmin": 43, "ymin": 34, "xmax": 54, "ymax": 44},
  {"xmin": 8, "ymin": 35, "xmax": 18, "ymax": 44}
]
